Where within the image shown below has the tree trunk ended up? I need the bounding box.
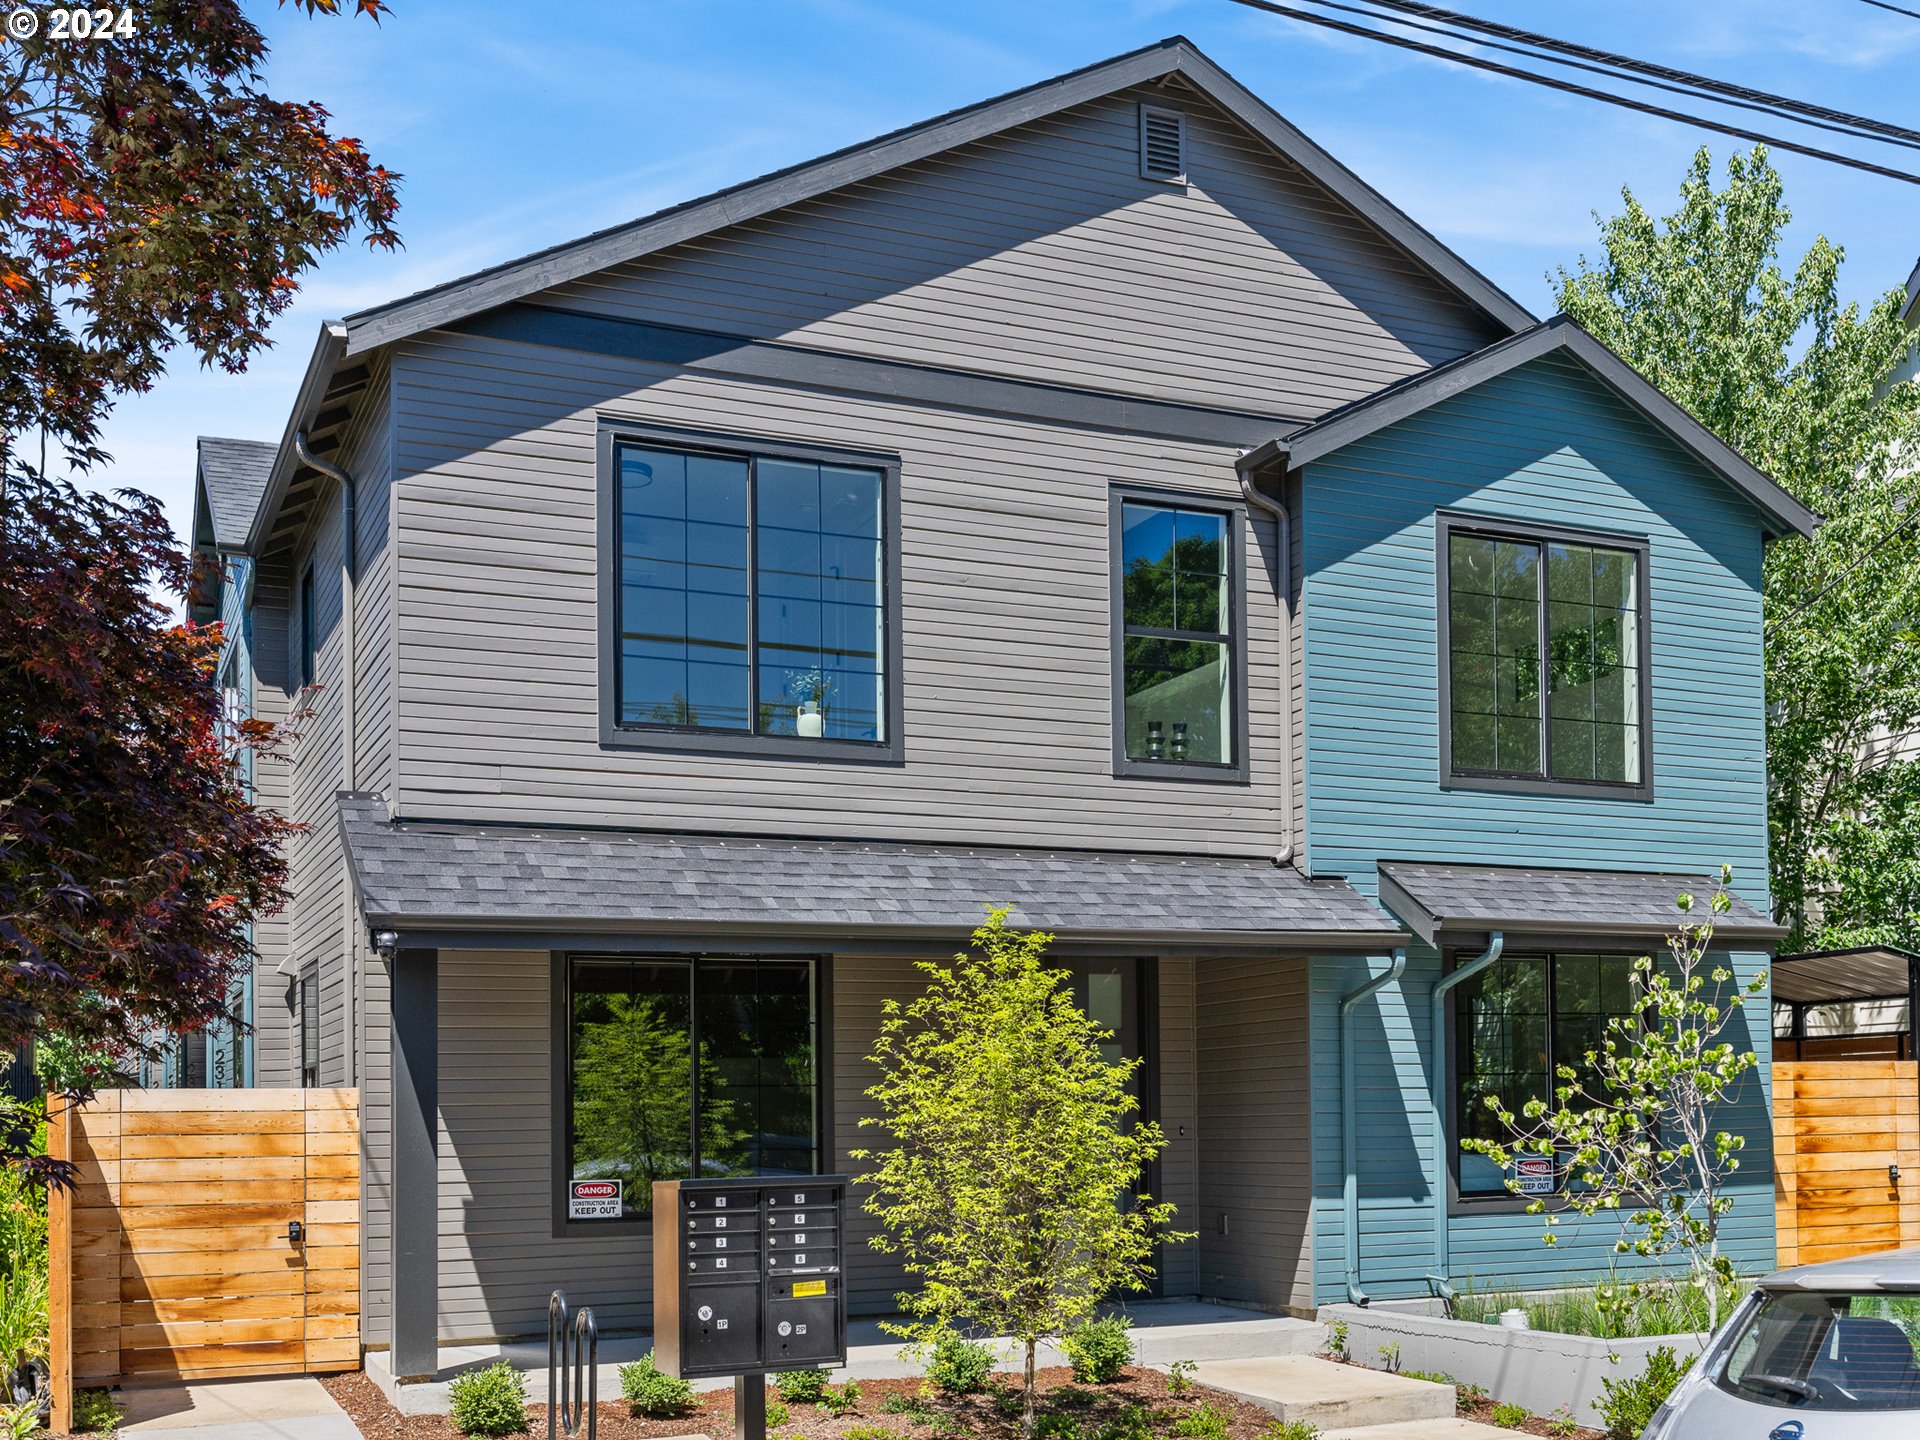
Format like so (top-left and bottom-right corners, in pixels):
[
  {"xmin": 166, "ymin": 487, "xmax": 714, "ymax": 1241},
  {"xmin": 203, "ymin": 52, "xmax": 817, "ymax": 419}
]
[{"xmin": 1024, "ymin": 1337, "xmax": 1038, "ymax": 1437}]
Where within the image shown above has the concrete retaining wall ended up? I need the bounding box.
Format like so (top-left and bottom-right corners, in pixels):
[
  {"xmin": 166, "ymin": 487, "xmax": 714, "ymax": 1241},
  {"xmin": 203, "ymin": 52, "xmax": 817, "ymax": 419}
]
[{"xmin": 1319, "ymin": 1300, "xmax": 1708, "ymax": 1429}]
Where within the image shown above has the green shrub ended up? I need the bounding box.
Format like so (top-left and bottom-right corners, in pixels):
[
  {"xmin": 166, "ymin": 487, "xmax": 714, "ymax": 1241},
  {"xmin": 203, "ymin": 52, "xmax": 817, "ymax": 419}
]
[
  {"xmin": 819, "ymin": 1380, "xmax": 862, "ymax": 1417},
  {"xmin": 775, "ymin": 1369, "xmax": 831, "ymax": 1404},
  {"xmin": 616, "ymin": 1351, "xmax": 694, "ymax": 1417},
  {"xmin": 1166, "ymin": 1360, "xmax": 1197, "ymax": 1396},
  {"xmin": 1096, "ymin": 1404, "xmax": 1153, "ymax": 1440},
  {"xmin": 881, "ymin": 1391, "xmax": 930, "ymax": 1418},
  {"xmin": 926, "ymin": 1331, "xmax": 997, "ymax": 1395},
  {"xmin": 1598, "ymin": 1346, "xmax": 1693, "ymax": 1440},
  {"xmin": 1374, "ymin": 1341, "xmax": 1400, "ymax": 1373},
  {"xmin": 843, "ymin": 1427, "xmax": 903, "ymax": 1440},
  {"xmin": 448, "ymin": 1361, "xmax": 527, "ymax": 1437},
  {"xmin": 1050, "ymin": 1386, "xmax": 1097, "ymax": 1410},
  {"xmin": 1401, "ymin": 1370, "xmax": 1454, "ymax": 1386},
  {"xmin": 1258, "ymin": 1424, "xmax": 1322, "ymax": 1440},
  {"xmin": 1171, "ymin": 1403, "xmax": 1231, "ymax": 1440},
  {"xmin": 1489, "ymin": 1401, "xmax": 1529, "ymax": 1428},
  {"xmin": 990, "ymin": 1386, "xmax": 1025, "ymax": 1418},
  {"xmin": 72, "ymin": 1389, "xmax": 124, "ymax": 1434},
  {"xmin": 1063, "ymin": 1316, "xmax": 1133, "ymax": 1384},
  {"xmin": 1032, "ymin": 1415, "xmax": 1082, "ymax": 1440},
  {"xmin": 1456, "ymin": 1381, "xmax": 1488, "ymax": 1406},
  {"xmin": 1544, "ymin": 1406, "xmax": 1578, "ymax": 1437},
  {"xmin": 1324, "ymin": 1320, "xmax": 1347, "ymax": 1359}
]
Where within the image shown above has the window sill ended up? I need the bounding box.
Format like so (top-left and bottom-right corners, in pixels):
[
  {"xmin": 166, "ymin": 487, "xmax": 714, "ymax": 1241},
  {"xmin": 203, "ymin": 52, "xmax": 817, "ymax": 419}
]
[
  {"xmin": 599, "ymin": 721, "xmax": 903, "ymax": 765},
  {"xmin": 1442, "ymin": 771, "xmax": 1654, "ymax": 803},
  {"xmin": 1113, "ymin": 757, "xmax": 1249, "ymax": 785}
]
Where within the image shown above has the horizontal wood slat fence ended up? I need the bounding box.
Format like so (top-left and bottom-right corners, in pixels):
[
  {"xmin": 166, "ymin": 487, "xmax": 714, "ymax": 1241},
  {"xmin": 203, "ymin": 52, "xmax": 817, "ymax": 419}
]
[
  {"xmin": 1774, "ymin": 1060, "xmax": 1920, "ymax": 1268},
  {"xmin": 48, "ymin": 1089, "xmax": 361, "ymax": 1429}
]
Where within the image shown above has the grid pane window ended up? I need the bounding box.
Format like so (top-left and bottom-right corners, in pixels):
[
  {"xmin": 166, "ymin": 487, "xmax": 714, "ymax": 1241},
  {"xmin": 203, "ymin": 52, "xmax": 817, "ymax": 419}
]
[
  {"xmin": 615, "ymin": 441, "xmax": 886, "ymax": 742},
  {"xmin": 1119, "ymin": 500, "xmax": 1233, "ymax": 766},
  {"xmin": 1447, "ymin": 527, "xmax": 1643, "ymax": 786},
  {"xmin": 566, "ymin": 956, "xmax": 819, "ymax": 1220},
  {"xmin": 1454, "ymin": 951, "xmax": 1640, "ymax": 1195}
]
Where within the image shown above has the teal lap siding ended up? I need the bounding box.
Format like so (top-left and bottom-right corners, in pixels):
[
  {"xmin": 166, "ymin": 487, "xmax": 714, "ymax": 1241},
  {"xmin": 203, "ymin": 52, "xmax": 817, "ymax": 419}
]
[{"xmin": 1299, "ymin": 353, "xmax": 1778, "ymax": 1302}]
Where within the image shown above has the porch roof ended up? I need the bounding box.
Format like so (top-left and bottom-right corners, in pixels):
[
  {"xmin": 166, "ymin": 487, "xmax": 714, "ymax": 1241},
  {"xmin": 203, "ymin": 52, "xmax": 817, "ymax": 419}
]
[
  {"xmin": 1774, "ymin": 945, "xmax": 1920, "ymax": 1004},
  {"xmin": 336, "ymin": 794, "xmax": 1405, "ymax": 952},
  {"xmin": 1376, "ymin": 860, "xmax": 1787, "ymax": 949}
]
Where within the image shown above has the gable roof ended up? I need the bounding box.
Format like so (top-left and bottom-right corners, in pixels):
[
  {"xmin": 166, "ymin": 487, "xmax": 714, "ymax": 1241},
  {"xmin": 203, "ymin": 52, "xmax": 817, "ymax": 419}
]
[
  {"xmin": 337, "ymin": 35, "xmax": 1532, "ymax": 358},
  {"xmin": 1238, "ymin": 315, "xmax": 1820, "ymax": 539},
  {"xmin": 195, "ymin": 436, "xmax": 278, "ymax": 550}
]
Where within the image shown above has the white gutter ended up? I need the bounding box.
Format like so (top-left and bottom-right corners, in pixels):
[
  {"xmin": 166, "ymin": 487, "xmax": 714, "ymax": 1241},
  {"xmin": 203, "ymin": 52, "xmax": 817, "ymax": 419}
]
[{"xmin": 294, "ymin": 428, "xmax": 359, "ymax": 1089}]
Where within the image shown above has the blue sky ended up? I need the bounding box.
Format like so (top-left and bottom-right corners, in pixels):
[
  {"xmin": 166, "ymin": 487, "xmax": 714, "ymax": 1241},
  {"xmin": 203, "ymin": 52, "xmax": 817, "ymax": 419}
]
[{"xmin": 90, "ymin": 0, "xmax": 1920, "ymax": 547}]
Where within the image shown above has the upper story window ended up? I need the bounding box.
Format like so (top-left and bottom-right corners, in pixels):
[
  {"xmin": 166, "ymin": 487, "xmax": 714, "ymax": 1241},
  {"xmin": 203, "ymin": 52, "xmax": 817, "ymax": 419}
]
[
  {"xmin": 1110, "ymin": 486, "xmax": 1245, "ymax": 781},
  {"xmin": 299, "ymin": 564, "xmax": 316, "ymax": 689},
  {"xmin": 601, "ymin": 425, "xmax": 900, "ymax": 761},
  {"xmin": 1439, "ymin": 514, "xmax": 1650, "ymax": 797}
]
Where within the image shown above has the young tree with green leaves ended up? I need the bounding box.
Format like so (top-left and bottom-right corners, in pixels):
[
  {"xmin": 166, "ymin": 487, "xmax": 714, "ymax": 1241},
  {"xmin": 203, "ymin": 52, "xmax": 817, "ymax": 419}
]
[
  {"xmin": 853, "ymin": 911, "xmax": 1188, "ymax": 1435},
  {"xmin": 1463, "ymin": 870, "xmax": 1765, "ymax": 1333},
  {"xmin": 1554, "ymin": 147, "xmax": 1920, "ymax": 950}
]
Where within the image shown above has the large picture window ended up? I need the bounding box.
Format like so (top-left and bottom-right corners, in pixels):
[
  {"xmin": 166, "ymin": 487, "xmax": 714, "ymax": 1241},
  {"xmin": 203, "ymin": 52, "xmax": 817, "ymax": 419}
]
[
  {"xmin": 563, "ymin": 955, "xmax": 820, "ymax": 1221},
  {"xmin": 604, "ymin": 428, "xmax": 897, "ymax": 758},
  {"xmin": 1453, "ymin": 950, "xmax": 1641, "ymax": 1196},
  {"xmin": 1111, "ymin": 488, "xmax": 1243, "ymax": 779},
  {"xmin": 1441, "ymin": 517, "xmax": 1648, "ymax": 794}
]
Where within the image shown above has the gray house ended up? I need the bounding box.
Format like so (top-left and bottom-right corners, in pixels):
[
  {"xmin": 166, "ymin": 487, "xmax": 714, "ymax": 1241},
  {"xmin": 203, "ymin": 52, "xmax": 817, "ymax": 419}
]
[{"xmin": 201, "ymin": 37, "xmax": 1810, "ymax": 1381}]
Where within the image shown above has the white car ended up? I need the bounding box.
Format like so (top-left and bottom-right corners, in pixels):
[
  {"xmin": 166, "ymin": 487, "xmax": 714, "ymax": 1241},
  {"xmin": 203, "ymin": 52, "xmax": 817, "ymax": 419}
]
[{"xmin": 1648, "ymin": 1246, "xmax": 1920, "ymax": 1438}]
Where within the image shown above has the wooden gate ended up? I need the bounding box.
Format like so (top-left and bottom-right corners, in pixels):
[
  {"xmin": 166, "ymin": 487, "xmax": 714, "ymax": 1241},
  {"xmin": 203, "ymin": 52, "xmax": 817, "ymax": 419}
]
[
  {"xmin": 1774, "ymin": 1060, "xmax": 1920, "ymax": 1267},
  {"xmin": 49, "ymin": 1089, "xmax": 360, "ymax": 1421}
]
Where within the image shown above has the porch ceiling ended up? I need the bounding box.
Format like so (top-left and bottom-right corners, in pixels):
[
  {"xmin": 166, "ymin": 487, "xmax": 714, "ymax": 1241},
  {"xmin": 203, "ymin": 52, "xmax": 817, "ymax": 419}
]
[
  {"xmin": 1774, "ymin": 945, "xmax": 1920, "ymax": 1004},
  {"xmin": 1376, "ymin": 859, "xmax": 1788, "ymax": 949},
  {"xmin": 336, "ymin": 793, "xmax": 1406, "ymax": 952}
]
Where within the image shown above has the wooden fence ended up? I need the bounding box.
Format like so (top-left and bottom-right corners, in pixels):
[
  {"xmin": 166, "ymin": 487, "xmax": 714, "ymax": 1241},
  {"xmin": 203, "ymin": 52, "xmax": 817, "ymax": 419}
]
[
  {"xmin": 1774, "ymin": 1059, "xmax": 1920, "ymax": 1268},
  {"xmin": 48, "ymin": 1089, "xmax": 361, "ymax": 1427}
]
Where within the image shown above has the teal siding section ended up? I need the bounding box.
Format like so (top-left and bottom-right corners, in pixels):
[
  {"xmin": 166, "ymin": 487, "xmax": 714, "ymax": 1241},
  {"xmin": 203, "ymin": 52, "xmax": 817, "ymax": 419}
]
[{"xmin": 1300, "ymin": 354, "xmax": 1776, "ymax": 1302}]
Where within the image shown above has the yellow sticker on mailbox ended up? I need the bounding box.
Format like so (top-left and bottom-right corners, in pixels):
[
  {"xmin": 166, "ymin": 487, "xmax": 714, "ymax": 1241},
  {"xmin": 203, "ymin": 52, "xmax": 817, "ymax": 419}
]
[{"xmin": 792, "ymin": 1280, "xmax": 828, "ymax": 1297}]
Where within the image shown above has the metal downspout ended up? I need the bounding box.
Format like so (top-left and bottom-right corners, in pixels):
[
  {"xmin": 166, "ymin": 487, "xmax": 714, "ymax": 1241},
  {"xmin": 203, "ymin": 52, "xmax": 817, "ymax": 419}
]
[
  {"xmin": 1427, "ymin": 932, "xmax": 1504, "ymax": 1303},
  {"xmin": 1340, "ymin": 947, "xmax": 1407, "ymax": 1304},
  {"xmin": 1235, "ymin": 463, "xmax": 1295, "ymax": 866},
  {"xmin": 295, "ymin": 429, "xmax": 358, "ymax": 1088}
]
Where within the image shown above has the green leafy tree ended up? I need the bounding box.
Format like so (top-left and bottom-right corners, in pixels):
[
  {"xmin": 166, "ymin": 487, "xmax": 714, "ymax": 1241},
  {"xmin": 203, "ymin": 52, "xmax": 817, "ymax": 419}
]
[
  {"xmin": 1555, "ymin": 147, "xmax": 1920, "ymax": 949},
  {"xmin": 853, "ymin": 910, "xmax": 1189, "ymax": 1436},
  {"xmin": 1463, "ymin": 870, "xmax": 1764, "ymax": 1333}
]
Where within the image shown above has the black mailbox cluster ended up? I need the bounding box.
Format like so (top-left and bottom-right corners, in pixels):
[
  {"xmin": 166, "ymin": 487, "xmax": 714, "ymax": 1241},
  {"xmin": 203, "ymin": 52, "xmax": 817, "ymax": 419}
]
[{"xmin": 652, "ymin": 1175, "xmax": 849, "ymax": 1380}]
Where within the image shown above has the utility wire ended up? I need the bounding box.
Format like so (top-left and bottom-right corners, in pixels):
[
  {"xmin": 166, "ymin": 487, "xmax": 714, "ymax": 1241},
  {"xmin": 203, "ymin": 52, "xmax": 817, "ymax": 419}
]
[
  {"xmin": 1767, "ymin": 500, "xmax": 1920, "ymax": 638},
  {"xmin": 1359, "ymin": 0, "xmax": 1920, "ymax": 147},
  {"xmin": 1293, "ymin": 0, "xmax": 1920, "ymax": 154},
  {"xmin": 1225, "ymin": 0, "xmax": 1920, "ymax": 184},
  {"xmin": 1856, "ymin": 0, "xmax": 1920, "ymax": 20}
]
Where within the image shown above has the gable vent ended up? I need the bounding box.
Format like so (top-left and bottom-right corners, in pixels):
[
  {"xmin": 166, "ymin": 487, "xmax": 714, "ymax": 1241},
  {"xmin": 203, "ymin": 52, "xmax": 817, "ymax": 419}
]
[{"xmin": 1139, "ymin": 104, "xmax": 1186, "ymax": 183}]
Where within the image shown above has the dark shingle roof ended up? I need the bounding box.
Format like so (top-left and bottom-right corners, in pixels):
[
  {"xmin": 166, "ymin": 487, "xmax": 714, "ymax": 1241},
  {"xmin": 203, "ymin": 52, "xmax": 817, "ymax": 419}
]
[
  {"xmin": 197, "ymin": 436, "xmax": 279, "ymax": 549},
  {"xmin": 1377, "ymin": 860, "xmax": 1787, "ymax": 948},
  {"xmin": 337, "ymin": 794, "xmax": 1403, "ymax": 948}
]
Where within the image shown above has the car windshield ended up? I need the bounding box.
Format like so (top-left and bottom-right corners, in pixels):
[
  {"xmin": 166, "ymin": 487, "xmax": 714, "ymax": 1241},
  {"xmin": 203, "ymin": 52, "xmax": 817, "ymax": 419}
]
[{"xmin": 1718, "ymin": 1290, "xmax": 1920, "ymax": 1411}]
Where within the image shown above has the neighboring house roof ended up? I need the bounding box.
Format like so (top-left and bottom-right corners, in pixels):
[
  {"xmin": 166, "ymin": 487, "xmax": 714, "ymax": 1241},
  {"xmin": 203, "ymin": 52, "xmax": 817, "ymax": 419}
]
[
  {"xmin": 1239, "ymin": 315, "xmax": 1820, "ymax": 540},
  {"xmin": 196, "ymin": 436, "xmax": 279, "ymax": 550},
  {"xmin": 339, "ymin": 35, "xmax": 1532, "ymax": 357},
  {"xmin": 1774, "ymin": 945, "xmax": 1920, "ymax": 1005},
  {"xmin": 1903, "ymin": 255, "xmax": 1919, "ymax": 325},
  {"xmin": 1377, "ymin": 859, "xmax": 1787, "ymax": 947},
  {"xmin": 336, "ymin": 794, "xmax": 1406, "ymax": 950},
  {"xmin": 246, "ymin": 36, "xmax": 1536, "ymax": 553}
]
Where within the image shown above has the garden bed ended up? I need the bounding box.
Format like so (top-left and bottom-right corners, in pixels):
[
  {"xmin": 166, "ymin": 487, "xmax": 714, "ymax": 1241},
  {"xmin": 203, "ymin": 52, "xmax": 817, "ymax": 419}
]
[{"xmin": 324, "ymin": 1365, "xmax": 1287, "ymax": 1440}]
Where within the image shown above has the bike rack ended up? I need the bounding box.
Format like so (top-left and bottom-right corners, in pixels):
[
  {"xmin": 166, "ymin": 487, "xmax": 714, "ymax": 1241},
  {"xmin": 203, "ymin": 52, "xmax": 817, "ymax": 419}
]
[{"xmin": 548, "ymin": 1289, "xmax": 598, "ymax": 1440}]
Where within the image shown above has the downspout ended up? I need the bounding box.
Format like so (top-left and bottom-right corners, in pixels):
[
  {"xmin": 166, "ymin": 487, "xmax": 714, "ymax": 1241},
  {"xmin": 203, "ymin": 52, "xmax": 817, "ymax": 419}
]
[
  {"xmin": 1340, "ymin": 947, "xmax": 1407, "ymax": 1304},
  {"xmin": 1235, "ymin": 459, "xmax": 1295, "ymax": 866},
  {"xmin": 1426, "ymin": 932, "xmax": 1504, "ymax": 1304},
  {"xmin": 295, "ymin": 429, "xmax": 358, "ymax": 1088}
]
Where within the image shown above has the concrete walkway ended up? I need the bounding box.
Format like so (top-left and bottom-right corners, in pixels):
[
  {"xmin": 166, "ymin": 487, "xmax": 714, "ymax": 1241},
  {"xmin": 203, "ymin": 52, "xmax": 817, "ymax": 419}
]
[
  {"xmin": 117, "ymin": 1377, "xmax": 359, "ymax": 1440},
  {"xmin": 1190, "ymin": 1357, "xmax": 1455, "ymax": 1432},
  {"xmin": 367, "ymin": 1301, "xmax": 1325, "ymax": 1415}
]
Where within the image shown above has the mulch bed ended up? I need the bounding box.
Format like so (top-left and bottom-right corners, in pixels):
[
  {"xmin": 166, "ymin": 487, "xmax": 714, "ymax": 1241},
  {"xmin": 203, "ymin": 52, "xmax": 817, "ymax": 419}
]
[
  {"xmin": 323, "ymin": 1365, "xmax": 1285, "ymax": 1440},
  {"xmin": 1320, "ymin": 1356, "xmax": 1605, "ymax": 1440}
]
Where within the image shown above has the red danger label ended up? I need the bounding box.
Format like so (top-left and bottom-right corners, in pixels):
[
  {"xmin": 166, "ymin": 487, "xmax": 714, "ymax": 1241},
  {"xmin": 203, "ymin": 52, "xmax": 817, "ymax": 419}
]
[{"xmin": 572, "ymin": 1181, "xmax": 619, "ymax": 1199}]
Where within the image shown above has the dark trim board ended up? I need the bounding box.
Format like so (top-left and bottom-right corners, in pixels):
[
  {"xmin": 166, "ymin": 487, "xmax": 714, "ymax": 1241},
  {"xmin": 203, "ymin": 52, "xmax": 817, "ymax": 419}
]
[
  {"xmin": 339, "ymin": 36, "xmax": 1531, "ymax": 355},
  {"xmin": 377, "ymin": 926, "xmax": 1410, "ymax": 955},
  {"xmin": 389, "ymin": 948, "xmax": 439, "ymax": 1382},
  {"xmin": 457, "ymin": 304, "xmax": 1297, "ymax": 448},
  {"xmin": 594, "ymin": 417, "xmax": 906, "ymax": 764}
]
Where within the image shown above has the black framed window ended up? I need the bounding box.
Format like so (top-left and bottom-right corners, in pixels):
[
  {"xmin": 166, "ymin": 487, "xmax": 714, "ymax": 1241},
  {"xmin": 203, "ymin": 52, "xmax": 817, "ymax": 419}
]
[
  {"xmin": 1440, "ymin": 515, "xmax": 1649, "ymax": 796},
  {"xmin": 601, "ymin": 425, "xmax": 900, "ymax": 761},
  {"xmin": 1453, "ymin": 950, "xmax": 1641, "ymax": 1197},
  {"xmin": 562, "ymin": 955, "xmax": 820, "ymax": 1222},
  {"xmin": 299, "ymin": 564, "xmax": 316, "ymax": 690},
  {"xmin": 298, "ymin": 965, "xmax": 319, "ymax": 1087},
  {"xmin": 1111, "ymin": 488, "xmax": 1245, "ymax": 780}
]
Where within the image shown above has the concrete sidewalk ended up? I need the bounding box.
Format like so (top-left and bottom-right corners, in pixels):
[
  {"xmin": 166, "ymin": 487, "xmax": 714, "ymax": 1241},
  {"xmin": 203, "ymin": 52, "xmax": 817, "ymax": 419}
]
[
  {"xmin": 366, "ymin": 1300, "xmax": 1325, "ymax": 1415},
  {"xmin": 117, "ymin": 1376, "xmax": 360, "ymax": 1440}
]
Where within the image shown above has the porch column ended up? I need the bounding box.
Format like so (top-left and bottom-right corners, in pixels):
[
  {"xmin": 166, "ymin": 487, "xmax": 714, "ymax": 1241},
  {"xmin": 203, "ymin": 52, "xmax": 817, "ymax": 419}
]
[{"xmin": 391, "ymin": 946, "xmax": 439, "ymax": 1381}]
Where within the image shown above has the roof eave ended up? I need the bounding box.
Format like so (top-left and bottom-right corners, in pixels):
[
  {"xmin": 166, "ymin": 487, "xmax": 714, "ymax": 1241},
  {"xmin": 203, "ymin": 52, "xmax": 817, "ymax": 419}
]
[{"xmin": 243, "ymin": 320, "xmax": 349, "ymax": 556}]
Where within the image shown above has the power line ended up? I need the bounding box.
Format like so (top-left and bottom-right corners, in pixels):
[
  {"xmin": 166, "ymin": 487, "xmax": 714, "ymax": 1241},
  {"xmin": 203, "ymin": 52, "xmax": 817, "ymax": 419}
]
[
  {"xmin": 1294, "ymin": 0, "xmax": 1920, "ymax": 154},
  {"xmin": 1359, "ymin": 0, "xmax": 1920, "ymax": 147},
  {"xmin": 1225, "ymin": 0, "xmax": 1920, "ymax": 184},
  {"xmin": 1767, "ymin": 500, "xmax": 1920, "ymax": 638},
  {"xmin": 1856, "ymin": 0, "xmax": 1920, "ymax": 20}
]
